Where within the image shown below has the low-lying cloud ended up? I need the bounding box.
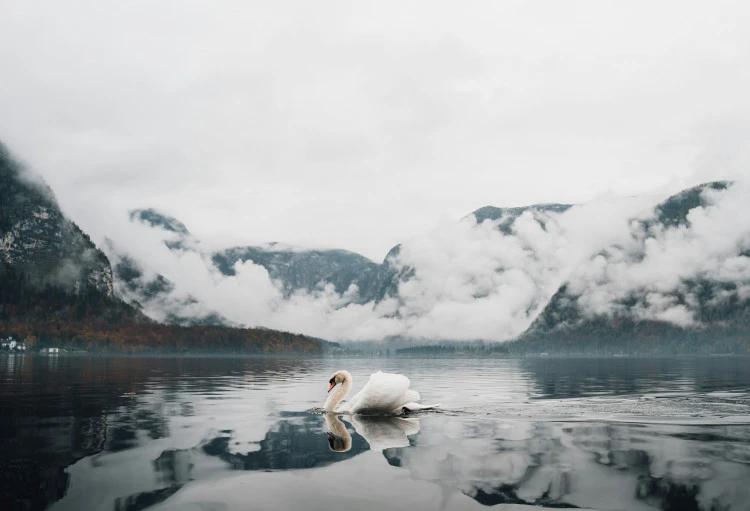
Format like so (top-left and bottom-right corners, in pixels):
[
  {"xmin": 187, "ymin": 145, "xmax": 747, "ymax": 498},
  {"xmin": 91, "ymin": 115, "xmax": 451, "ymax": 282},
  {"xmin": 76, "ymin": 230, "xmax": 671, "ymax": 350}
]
[
  {"xmin": 103, "ymin": 186, "xmax": 726, "ymax": 342},
  {"xmin": 569, "ymin": 181, "xmax": 750, "ymax": 327}
]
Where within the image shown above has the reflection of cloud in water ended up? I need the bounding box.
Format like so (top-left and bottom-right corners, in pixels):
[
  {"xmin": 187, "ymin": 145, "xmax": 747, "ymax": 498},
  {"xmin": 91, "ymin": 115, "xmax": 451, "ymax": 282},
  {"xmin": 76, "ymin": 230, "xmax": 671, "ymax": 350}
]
[
  {"xmin": 55, "ymin": 412, "xmax": 750, "ymax": 511},
  {"xmin": 60, "ymin": 416, "xmax": 365, "ymax": 511},
  {"xmin": 352, "ymin": 415, "xmax": 420, "ymax": 451},
  {"xmin": 52, "ymin": 406, "xmax": 750, "ymax": 511},
  {"xmin": 383, "ymin": 419, "xmax": 750, "ymax": 510},
  {"xmin": 13, "ymin": 356, "xmax": 750, "ymax": 511}
]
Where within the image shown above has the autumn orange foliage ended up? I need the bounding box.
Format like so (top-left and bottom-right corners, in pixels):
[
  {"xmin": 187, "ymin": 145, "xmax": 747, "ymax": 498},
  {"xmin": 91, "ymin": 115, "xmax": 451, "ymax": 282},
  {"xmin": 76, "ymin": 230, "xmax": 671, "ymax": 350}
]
[{"xmin": 0, "ymin": 264, "xmax": 322, "ymax": 354}]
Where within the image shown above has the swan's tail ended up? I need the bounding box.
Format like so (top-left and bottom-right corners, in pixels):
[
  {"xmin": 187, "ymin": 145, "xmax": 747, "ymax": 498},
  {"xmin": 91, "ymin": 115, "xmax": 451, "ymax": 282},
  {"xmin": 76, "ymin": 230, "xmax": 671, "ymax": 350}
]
[{"xmin": 402, "ymin": 402, "xmax": 441, "ymax": 412}]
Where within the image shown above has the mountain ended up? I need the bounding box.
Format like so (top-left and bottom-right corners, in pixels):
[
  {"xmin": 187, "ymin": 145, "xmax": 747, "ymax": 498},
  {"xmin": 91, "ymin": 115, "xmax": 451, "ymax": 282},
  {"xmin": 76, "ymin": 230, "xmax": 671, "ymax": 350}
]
[
  {"xmin": 0, "ymin": 141, "xmax": 146, "ymax": 340},
  {"xmin": 59, "ymin": 146, "xmax": 748, "ymax": 350},
  {"xmin": 113, "ymin": 201, "xmax": 603, "ymax": 341},
  {"xmin": 0, "ymin": 143, "xmax": 113, "ymax": 296},
  {"xmin": 0, "ymin": 142, "xmax": 322, "ymax": 354},
  {"xmin": 137, "ymin": 201, "xmax": 577, "ymax": 307},
  {"xmin": 126, "ymin": 207, "xmax": 402, "ymax": 304},
  {"xmin": 211, "ymin": 245, "xmax": 388, "ymax": 301},
  {"xmin": 129, "ymin": 208, "xmax": 193, "ymax": 251},
  {"xmin": 107, "ymin": 247, "xmax": 231, "ymax": 327},
  {"xmin": 470, "ymin": 203, "xmax": 573, "ymax": 234},
  {"xmin": 129, "ymin": 208, "xmax": 190, "ymax": 236},
  {"xmin": 108, "ymin": 208, "xmax": 231, "ymax": 326},
  {"xmin": 511, "ymin": 181, "xmax": 750, "ymax": 354}
]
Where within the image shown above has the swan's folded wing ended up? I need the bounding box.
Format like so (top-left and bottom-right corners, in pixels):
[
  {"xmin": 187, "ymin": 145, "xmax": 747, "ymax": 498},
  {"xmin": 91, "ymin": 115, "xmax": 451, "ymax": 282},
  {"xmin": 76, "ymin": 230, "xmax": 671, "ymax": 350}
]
[{"xmin": 347, "ymin": 371, "xmax": 420, "ymax": 415}]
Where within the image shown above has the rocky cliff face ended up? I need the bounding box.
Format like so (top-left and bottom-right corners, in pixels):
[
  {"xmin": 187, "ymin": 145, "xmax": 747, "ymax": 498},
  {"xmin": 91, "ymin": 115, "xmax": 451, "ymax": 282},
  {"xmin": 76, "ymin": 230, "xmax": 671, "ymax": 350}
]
[{"xmin": 0, "ymin": 143, "xmax": 113, "ymax": 296}]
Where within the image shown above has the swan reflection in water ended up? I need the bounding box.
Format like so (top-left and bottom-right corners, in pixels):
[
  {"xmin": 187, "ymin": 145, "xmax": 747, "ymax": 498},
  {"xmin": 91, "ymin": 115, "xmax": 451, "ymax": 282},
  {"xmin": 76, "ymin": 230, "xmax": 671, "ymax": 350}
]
[{"xmin": 325, "ymin": 414, "xmax": 419, "ymax": 452}]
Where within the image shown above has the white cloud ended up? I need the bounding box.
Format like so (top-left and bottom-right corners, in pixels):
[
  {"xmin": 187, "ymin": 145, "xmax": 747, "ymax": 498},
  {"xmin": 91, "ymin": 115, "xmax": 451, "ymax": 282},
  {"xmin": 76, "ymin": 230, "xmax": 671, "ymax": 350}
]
[
  {"xmin": 103, "ymin": 191, "xmax": 668, "ymax": 341},
  {"xmin": 570, "ymin": 181, "xmax": 750, "ymax": 325},
  {"xmin": 1, "ymin": 2, "xmax": 749, "ymax": 260}
]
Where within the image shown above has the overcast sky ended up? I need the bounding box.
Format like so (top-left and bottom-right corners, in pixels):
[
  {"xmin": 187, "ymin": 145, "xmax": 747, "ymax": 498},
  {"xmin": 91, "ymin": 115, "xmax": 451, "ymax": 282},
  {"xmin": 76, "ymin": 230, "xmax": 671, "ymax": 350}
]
[{"xmin": 1, "ymin": 1, "xmax": 749, "ymax": 261}]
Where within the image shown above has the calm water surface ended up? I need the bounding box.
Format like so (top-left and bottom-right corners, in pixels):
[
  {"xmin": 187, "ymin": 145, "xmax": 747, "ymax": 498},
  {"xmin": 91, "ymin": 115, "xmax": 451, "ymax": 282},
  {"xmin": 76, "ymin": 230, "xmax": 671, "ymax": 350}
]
[{"xmin": 1, "ymin": 355, "xmax": 749, "ymax": 511}]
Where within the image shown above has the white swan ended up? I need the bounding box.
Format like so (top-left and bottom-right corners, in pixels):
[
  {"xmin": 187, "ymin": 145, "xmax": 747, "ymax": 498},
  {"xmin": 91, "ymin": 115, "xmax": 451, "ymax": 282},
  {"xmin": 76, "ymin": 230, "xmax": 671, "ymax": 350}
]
[{"xmin": 323, "ymin": 370, "xmax": 440, "ymax": 415}]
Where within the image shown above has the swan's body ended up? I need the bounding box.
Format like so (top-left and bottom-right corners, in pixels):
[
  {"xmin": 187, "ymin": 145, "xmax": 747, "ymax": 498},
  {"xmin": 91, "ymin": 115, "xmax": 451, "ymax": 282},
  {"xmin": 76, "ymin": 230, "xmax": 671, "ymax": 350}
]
[{"xmin": 324, "ymin": 370, "xmax": 439, "ymax": 415}]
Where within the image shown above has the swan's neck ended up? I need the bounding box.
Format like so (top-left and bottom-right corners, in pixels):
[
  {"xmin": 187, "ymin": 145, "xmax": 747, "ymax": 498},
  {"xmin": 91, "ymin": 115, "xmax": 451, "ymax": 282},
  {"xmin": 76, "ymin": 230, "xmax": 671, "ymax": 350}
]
[{"xmin": 324, "ymin": 377, "xmax": 352, "ymax": 411}]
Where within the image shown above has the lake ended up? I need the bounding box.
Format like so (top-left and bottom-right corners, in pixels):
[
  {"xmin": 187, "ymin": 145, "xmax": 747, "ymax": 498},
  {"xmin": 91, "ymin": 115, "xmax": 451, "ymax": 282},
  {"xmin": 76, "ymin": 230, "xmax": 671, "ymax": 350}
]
[{"xmin": 1, "ymin": 354, "xmax": 749, "ymax": 511}]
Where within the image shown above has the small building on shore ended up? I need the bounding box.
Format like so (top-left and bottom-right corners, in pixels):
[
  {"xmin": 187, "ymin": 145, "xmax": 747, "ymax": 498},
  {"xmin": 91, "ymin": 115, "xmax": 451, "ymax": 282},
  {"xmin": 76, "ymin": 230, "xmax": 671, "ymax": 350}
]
[{"xmin": 1, "ymin": 337, "xmax": 26, "ymax": 352}]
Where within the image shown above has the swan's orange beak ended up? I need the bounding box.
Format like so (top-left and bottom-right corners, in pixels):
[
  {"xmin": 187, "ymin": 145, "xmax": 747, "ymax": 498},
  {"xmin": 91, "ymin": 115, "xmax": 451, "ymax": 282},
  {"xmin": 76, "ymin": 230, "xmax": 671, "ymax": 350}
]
[{"xmin": 328, "ymin": 381, "xmax": 336, "ymax": 393}]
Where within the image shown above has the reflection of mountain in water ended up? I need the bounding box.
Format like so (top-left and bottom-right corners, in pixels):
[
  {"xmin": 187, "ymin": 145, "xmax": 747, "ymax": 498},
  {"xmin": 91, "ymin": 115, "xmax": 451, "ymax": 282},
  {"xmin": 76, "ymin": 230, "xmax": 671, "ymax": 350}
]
[
  {"xmin": 114, "ymin": 414, "xmax": 422, "ymax": 509},
  {"xmin": 0, "ymin": 356, "xmax": 114, "ymax": 511},
  {"xmin": 0, "ymin": 355, "xmax": 314, "ymax": 511},
  {"xmin": 109, "ymin": 415, "xmax": 369, "ymax": 510},
  {"xmin": 383, "ymin": 420, "xmax": 750, "ymax": 510},
  {"xmin": 521, "ymin": 356, "xmax": 750, "ymax": 399},
  {"xmin": 5, "ymin": 356, "xmax": 750, "ymax": 511},
  {"xmin": 201, "ymin": 415, "xmax": 369, "ymax": 470},
  {"xmin": 152, "ymin": 412, "xmax": 420, "ymax": 472}
]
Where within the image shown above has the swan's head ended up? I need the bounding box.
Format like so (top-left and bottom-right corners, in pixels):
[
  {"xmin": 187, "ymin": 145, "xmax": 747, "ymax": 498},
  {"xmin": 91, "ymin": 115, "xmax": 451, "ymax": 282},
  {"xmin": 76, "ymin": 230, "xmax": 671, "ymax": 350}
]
[{"xmin": 328, "ymin": 370, "xmax": 351, "ymax": 393}]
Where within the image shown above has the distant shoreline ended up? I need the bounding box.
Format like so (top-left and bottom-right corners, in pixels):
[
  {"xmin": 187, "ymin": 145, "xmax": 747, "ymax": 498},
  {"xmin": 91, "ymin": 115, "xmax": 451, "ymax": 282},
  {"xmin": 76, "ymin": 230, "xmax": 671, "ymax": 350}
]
[{"xmin": 3, "ymin": 351, "xmax": 749, "ymax": 359}]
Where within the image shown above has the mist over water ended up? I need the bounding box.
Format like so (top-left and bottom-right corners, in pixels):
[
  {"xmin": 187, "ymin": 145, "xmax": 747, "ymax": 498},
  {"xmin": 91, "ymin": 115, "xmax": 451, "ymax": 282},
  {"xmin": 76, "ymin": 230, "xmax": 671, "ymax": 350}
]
[{"xmin": 1, "ymin": 354, "xmax": 749, "ymax": 511}]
